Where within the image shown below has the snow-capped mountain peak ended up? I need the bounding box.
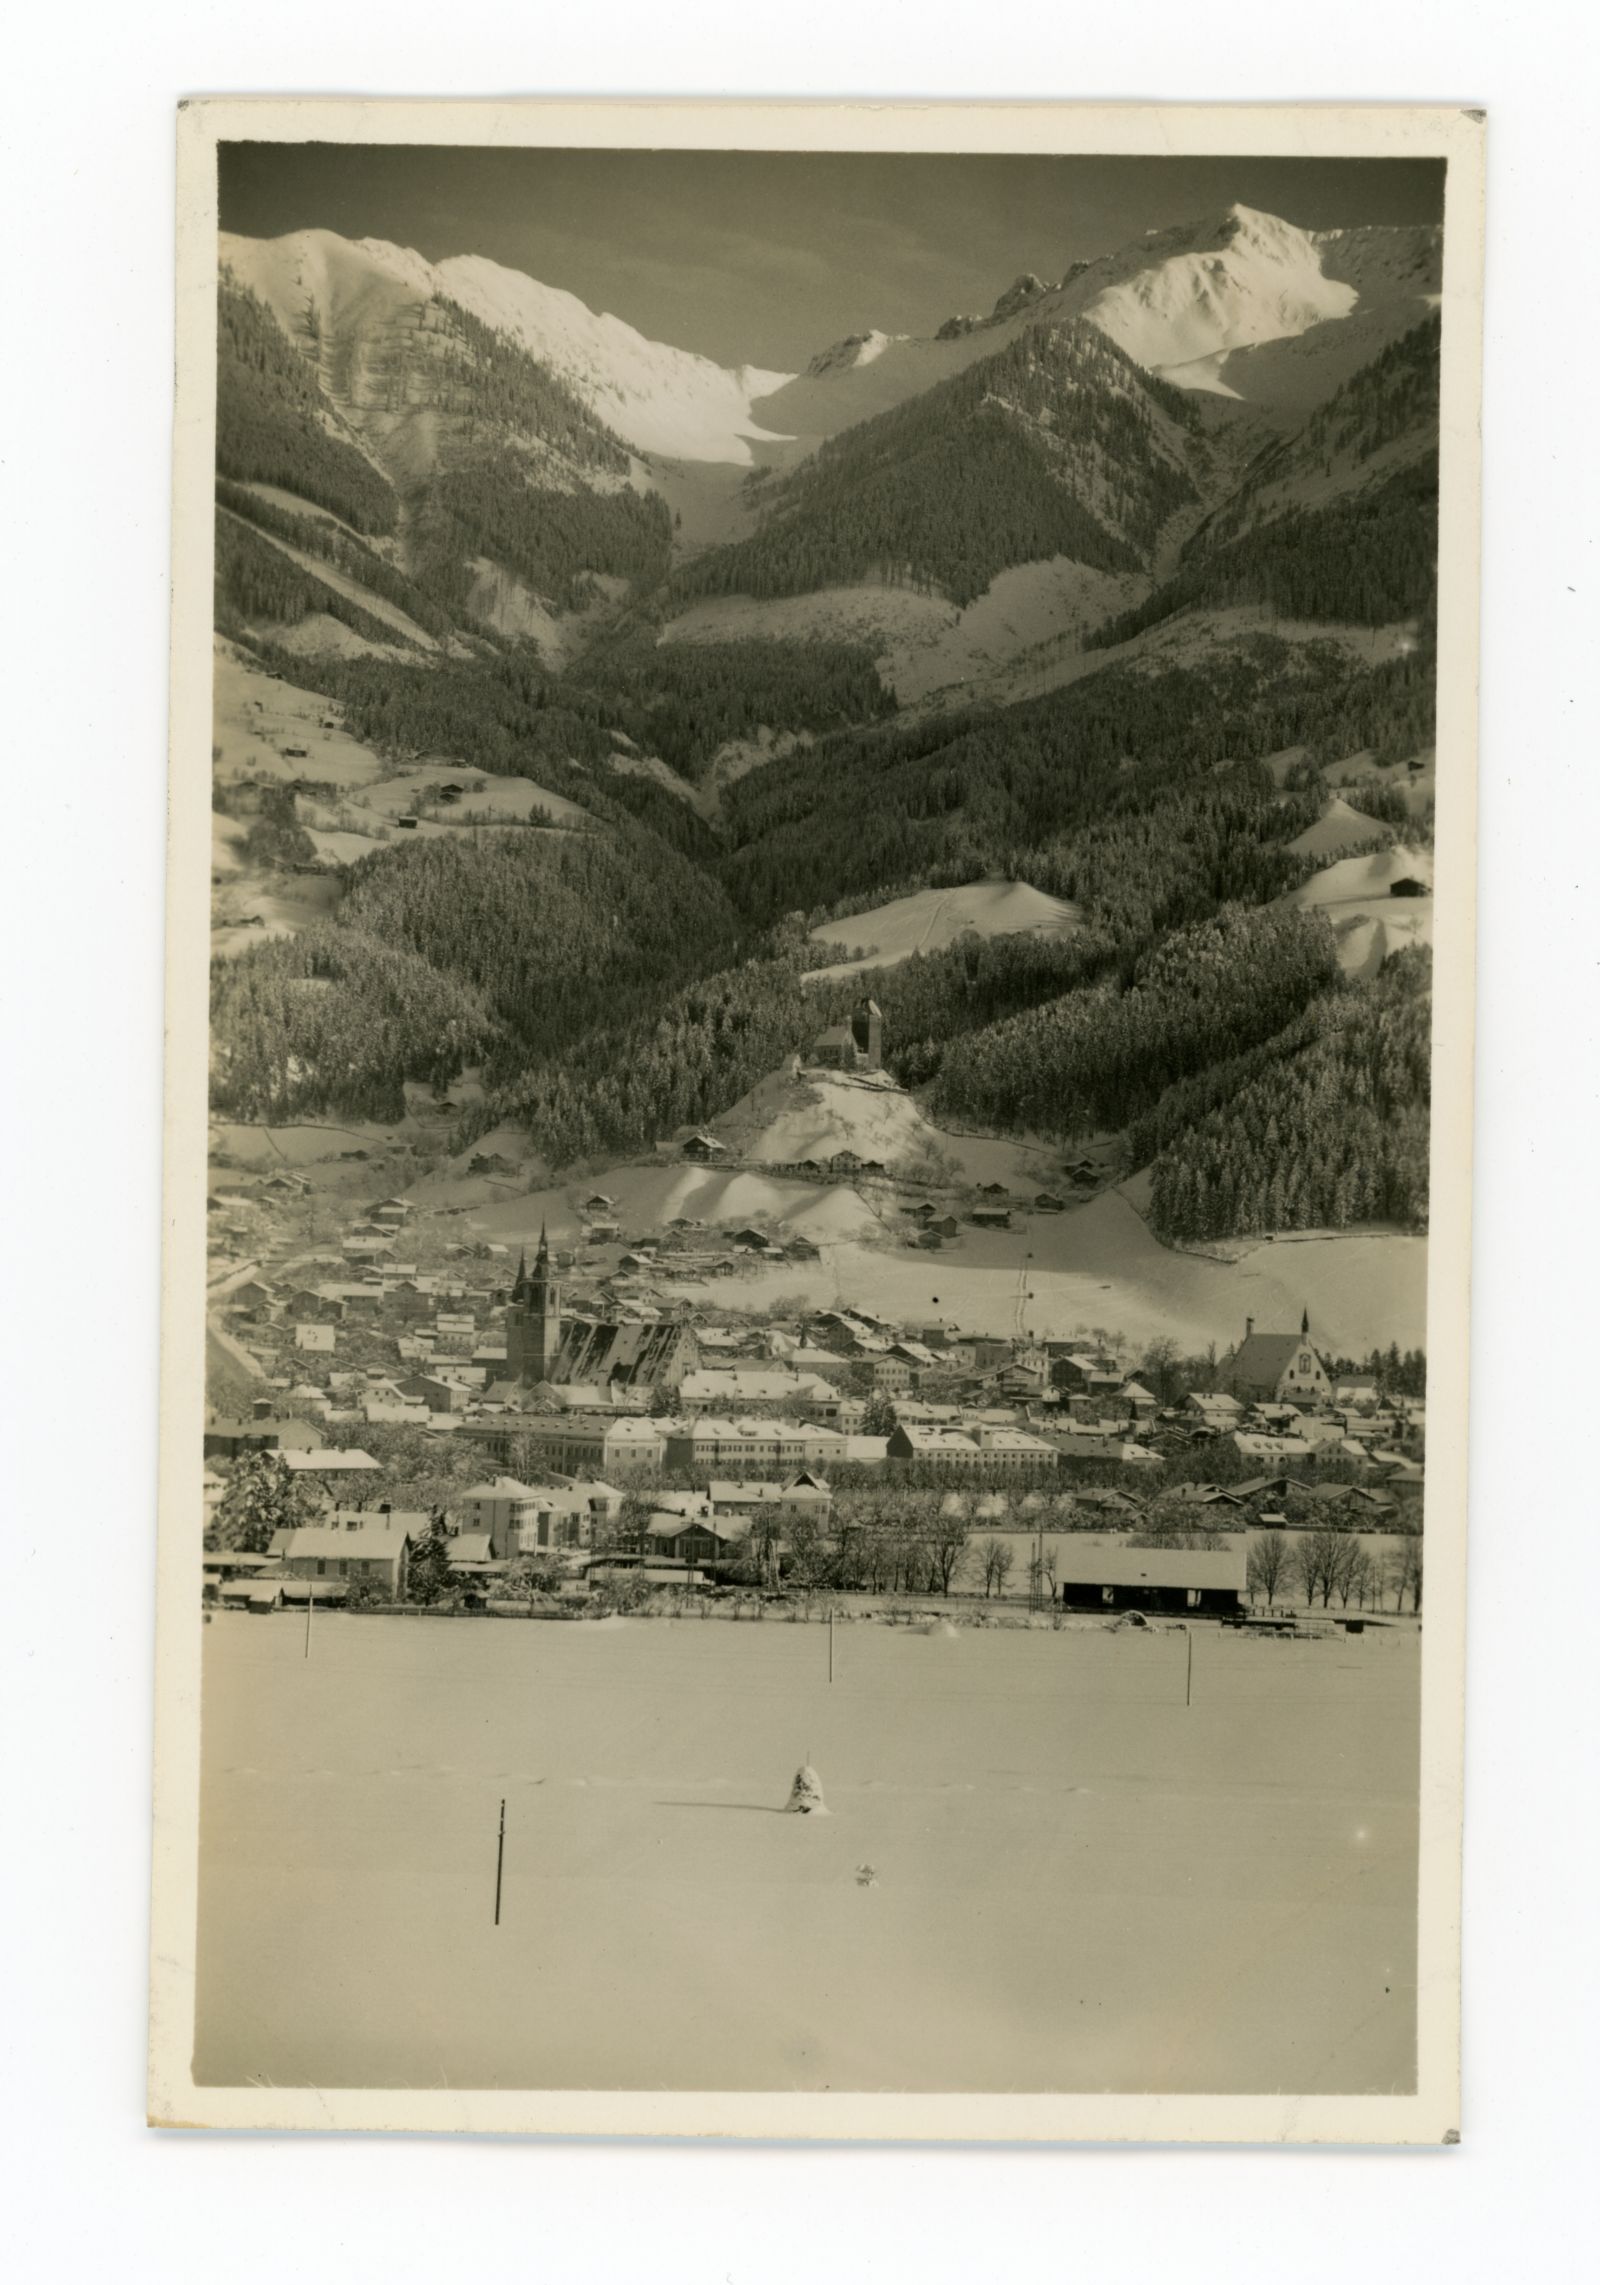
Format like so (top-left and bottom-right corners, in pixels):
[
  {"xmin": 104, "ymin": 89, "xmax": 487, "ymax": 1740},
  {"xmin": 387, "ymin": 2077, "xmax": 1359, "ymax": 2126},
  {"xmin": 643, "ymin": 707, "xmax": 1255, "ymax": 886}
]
[{"xmin": 218, "ymin": 228, "xmax": 796, "ymax": 466}]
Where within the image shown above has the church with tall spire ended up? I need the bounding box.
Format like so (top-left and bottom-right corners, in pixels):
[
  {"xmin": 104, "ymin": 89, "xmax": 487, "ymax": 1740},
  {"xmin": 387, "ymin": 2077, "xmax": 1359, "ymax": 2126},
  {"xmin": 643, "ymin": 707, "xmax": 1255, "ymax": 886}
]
[
  {"xmin": 504, "ymin": 1222, "xmax": 698, "ymax": 1397},
  {"xmin": 506, "ymin": 1223, "xmax": 563, "ymax": 1385}
]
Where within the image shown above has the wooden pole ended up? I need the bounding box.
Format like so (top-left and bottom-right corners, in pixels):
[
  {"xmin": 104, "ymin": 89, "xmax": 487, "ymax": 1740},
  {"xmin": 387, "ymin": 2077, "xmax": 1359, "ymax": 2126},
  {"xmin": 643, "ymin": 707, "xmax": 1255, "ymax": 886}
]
[
  {"xmin": 829, "ymin": 1609, "xmax": 834, "ymax": 1684},
  {"xmin": 1186, "ymin": 1627, "xmax": 1194, "ymax": 1708},
  {"xmin": 304, "ymin": 1585, "xmax": 313, "ymax": 1659},
  {"xmin": 493, "ymin": 1797, "xmax": 506, "ymax": 1927}
]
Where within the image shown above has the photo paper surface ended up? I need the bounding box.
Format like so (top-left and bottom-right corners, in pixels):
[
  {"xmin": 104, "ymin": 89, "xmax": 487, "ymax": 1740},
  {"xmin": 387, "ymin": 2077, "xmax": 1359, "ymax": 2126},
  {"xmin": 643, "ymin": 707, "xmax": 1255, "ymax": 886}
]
[{"xmin": 151, "ymin": 98, "xmax": 1482, "ymax": 2142}]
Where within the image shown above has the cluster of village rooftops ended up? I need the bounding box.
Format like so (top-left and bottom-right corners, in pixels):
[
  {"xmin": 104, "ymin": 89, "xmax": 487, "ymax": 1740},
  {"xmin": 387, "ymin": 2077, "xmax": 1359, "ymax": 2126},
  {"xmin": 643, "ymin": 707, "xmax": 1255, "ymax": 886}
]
[{"xmin": 205, "ymin": 1191, "xmax": 1424, "ymax": 1613}]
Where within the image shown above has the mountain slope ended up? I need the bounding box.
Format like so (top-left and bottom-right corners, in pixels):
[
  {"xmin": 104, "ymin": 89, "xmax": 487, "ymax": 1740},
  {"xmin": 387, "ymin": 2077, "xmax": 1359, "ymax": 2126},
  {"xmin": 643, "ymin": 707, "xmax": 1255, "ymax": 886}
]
[
  {"xmin": 675, "ymin": 322, "xmax": 1210, "ymax": 610},
  {"xmin": 754, "ymin": 205, "xmax": 1441, "ymax": 439},
  {"xmin": 220, "ymin": 229, "xmax": 795, "ymax": 467},
  {"xmin": 1083, "ymin": 317, "xmax": 1440, "ymax": 646}
]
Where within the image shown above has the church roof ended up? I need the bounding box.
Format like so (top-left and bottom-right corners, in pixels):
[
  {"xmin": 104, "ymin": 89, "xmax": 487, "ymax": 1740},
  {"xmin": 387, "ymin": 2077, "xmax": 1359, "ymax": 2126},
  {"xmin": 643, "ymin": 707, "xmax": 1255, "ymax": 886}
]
[{"xmin": 1224, "ymin": 1332, "xmax": 1322, "ymax": 1390}]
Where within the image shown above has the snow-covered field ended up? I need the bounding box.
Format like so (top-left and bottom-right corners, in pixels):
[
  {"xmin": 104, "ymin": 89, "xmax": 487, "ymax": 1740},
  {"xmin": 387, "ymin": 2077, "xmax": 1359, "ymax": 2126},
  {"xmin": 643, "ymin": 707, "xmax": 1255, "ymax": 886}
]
[
  {"xmin": 806, "ymin": 878, "xmax": 1084, "ymax": 983},
  {"xmin": 194, "ymin": 1613, "xmax": 1418, "ymax": 2095},
  {"xmin": 1281, "ymin": 845, "xmax": 1435, "ymax": 981},
  {"xmin": 472, "ymin": 1163, "xmax": 1427, "ymax": 1357},
  {"xmin": 661, "ymin": 557, "xmax": 1146, "ymax": 704}
]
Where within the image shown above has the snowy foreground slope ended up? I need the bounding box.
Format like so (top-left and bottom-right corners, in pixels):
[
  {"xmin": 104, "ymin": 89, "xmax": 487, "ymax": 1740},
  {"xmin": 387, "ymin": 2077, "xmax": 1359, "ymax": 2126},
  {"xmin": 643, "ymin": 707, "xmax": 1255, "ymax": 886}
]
[{"xmin": 195, "ymin": 1615, "xmax": 1420, "ymax": 2094}]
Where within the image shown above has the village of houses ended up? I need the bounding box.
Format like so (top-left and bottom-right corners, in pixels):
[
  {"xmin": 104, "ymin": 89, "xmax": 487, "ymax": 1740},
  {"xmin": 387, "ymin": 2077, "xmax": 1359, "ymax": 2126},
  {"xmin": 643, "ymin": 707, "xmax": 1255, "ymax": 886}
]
[{"xmin": 202, "ymin": 1149, "xmax": 1427, "ymax": 1633}]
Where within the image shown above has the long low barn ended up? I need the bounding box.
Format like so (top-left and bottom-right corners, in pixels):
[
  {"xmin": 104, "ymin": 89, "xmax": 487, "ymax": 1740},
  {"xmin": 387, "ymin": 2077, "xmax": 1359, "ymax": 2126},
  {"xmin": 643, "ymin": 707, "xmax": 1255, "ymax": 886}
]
[{"xmin": 1053, "ymin": 1543, "xmax": 1246, "ymax": 1616}]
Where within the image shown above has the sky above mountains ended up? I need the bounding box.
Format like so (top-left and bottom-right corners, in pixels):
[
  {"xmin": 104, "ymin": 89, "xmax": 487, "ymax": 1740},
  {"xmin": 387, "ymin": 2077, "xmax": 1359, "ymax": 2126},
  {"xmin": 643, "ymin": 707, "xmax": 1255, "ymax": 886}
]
[{"xmin": 218, "ymin": 145, "xmax": 1445, "ymax": 371}]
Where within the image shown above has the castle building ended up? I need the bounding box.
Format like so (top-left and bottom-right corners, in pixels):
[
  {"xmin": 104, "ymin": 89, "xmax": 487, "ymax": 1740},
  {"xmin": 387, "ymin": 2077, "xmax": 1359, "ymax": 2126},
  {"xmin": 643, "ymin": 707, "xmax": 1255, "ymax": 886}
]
[
  {"xmin": 808, "ymin": 996, "xmax": 883, "ymax": 1074},
  {"xmin": 505, "ymin": 1226, "xmax": 698, "ymax": 1396}
]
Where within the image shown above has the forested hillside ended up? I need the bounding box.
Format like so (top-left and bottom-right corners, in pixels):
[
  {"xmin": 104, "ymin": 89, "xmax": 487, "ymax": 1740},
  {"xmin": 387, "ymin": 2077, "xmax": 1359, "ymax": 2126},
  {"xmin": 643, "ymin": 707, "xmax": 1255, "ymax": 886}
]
[
  {"xmin": 716, "ymin": 639, "xmax": 1433, "ymax": 925},
  {"xmin": 674, "ymin": 323, "xmax": 1206, "ymax": 608},
  {"xmin": 1084, "ymin": 457, "xmax": 1438, "ymax": 646},
  {"xmin": 1144, "ymin": 950, "xmax": 1431, "ymax": 1237},
  {"xmin": 213, "ymin": 509, "xmax": 413, "ymax": 651},
  {"xmin": 217, "ymin": 277, "xmax": 396, "ymax": 535},
  {"xmin": 211, "ymin": 825, "xmax": 746, "ymax": 1122},
  {"xmin": 931, "ymin": 904, "xmax": 1340, "ymax": 1137},
  {"xmin": 338, "ymin": 829, "xmax": 741, "ymax": 1054},
  {"xmin": 566, "ymin": 635, "xmax": 896, "ymax": 783},
  {"xmin": 1200, "ymin": 314, "xmax": 1441, "ymax": 549},
  {"xmin": 408, "ymin": 452, "xmax": 673, "ymax": 614},
  {"xmin": 1085, "ymin": 318, "xmax": 1441, "ymax": 647},
  {"xmin": 210, "ymin": 925, "xmax": 500, "ymax": 1122},
  {"xmin": 481, "ymin": 945, "xmax": 819, "ymax": 1168},
  {"xmin": 216, "ymin": 482, "xmax": 457, "ymax": 639}
]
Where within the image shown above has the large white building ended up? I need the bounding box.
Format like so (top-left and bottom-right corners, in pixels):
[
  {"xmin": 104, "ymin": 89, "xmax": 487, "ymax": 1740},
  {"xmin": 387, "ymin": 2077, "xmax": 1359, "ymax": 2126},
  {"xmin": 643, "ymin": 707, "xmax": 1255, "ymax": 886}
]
[{"xmin": 456, "ymin": 1476, "xmax": 627, "ymax": 1560}]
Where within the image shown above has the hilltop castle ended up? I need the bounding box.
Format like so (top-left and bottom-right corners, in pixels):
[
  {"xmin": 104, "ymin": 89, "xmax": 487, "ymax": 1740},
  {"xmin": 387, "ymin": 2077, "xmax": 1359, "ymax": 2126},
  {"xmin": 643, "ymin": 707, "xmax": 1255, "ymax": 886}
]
[
  {"xmin": 808, "ymin": 996, "xmax": 883, "ymax": 1074},
  {"xmin": 505, "ymin": 1225, "xmax": 698, "ymax": 1394}
]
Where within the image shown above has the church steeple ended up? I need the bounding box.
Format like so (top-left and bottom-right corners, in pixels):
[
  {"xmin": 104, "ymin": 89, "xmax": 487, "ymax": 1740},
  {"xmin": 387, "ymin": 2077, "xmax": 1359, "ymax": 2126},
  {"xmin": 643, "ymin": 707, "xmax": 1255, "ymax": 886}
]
[
  {"xmin": 1301, "ymin": 1305, "xmax": 1311, "ymax": 1339},
  {"xmin": 507, "ymin": 1221, "xmax": 562, "ymax": 1384}
]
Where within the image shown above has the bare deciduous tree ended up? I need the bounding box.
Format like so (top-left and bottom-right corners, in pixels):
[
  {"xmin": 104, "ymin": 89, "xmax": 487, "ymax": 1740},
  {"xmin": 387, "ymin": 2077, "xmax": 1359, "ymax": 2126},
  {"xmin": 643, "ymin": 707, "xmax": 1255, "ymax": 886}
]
[
  {"xmin": 978, "ymin": 1536, "xmax": 1014, "ymax": 1598},
  {"xmin": 1247, "ymin": 1528, "xmax": 1289, "ymax": 1608}
]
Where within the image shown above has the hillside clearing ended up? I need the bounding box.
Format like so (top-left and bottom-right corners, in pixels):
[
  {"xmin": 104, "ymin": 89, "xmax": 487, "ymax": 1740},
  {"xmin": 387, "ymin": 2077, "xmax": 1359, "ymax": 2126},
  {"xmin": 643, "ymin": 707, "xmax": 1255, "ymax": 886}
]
[
  {"xmin": 661, "ymin": 557, "xmax": 1147, "ymax": 705},
  {"xmin": 806, "ymin": 878, "xmax": 1084, "ymax": 983},
  {"xmin": 1287, "ymin": 795, "xmax": 1389, "ymax": 859},
  {"xmin": 212, "ymin": 638, "xmax": 385, "ymax": 791},
  {"xmin": 1280, "ymin": 844, "xmax": 1434, "ymax": 978}
]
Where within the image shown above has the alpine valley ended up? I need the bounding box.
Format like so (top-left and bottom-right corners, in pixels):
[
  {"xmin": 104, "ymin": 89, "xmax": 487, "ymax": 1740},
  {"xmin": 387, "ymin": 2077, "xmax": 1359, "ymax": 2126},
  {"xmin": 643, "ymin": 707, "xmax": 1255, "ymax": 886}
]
[{"xmin": 207, "ymin": 200, "xmax": 1439, "ymax": 1362}]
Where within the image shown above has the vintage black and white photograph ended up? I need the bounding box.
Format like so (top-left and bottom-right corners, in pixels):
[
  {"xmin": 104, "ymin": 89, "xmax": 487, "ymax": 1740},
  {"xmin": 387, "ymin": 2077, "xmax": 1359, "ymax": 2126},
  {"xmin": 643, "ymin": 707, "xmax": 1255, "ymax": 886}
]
[{"xmin": 150, "ymin": 100, "xmax": 1482, "ymax": 2140}]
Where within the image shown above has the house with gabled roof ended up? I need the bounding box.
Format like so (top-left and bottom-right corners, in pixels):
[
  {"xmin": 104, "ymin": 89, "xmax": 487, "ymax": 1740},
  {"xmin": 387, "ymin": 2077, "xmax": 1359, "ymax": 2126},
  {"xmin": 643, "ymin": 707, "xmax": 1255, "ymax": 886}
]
[{"xmin": 1218, "ymin": 1312, "xmax": 1332, "ymax": 1406}]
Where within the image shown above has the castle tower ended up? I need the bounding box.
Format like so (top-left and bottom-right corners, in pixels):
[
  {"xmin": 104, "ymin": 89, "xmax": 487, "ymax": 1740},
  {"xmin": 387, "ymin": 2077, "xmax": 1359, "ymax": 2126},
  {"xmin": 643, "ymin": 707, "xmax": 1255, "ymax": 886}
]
[
  {"xmin": 507, "ymin": 1222, "xmax": 563, "ymax": 1384},
  {"xmin": 850, "ymin": 996, "xmax": 884, "ymax": 1072}
]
